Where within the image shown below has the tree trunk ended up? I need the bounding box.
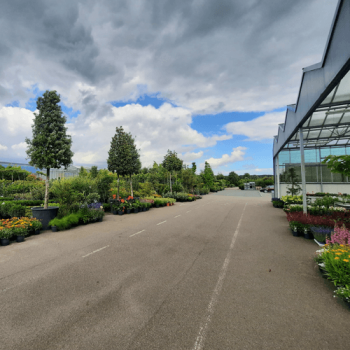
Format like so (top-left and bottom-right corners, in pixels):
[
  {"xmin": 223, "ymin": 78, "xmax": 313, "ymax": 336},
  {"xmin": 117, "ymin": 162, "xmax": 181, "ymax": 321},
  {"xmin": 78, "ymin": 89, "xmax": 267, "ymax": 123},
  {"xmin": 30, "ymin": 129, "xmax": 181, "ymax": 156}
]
[
  {"xmin": 170, "ymin": 172, "xmax": 172, "ymax": 193},
  {"xmin": 130, "ymin": 175, "xmax": 133, "ymax": 197},
  {"xmin": 44, "ymin": 168, "xmax": 50, "ymax": 209},
  {"xmin": 117, "ymin": 175, "xmax": 120, "ymax": 200}
]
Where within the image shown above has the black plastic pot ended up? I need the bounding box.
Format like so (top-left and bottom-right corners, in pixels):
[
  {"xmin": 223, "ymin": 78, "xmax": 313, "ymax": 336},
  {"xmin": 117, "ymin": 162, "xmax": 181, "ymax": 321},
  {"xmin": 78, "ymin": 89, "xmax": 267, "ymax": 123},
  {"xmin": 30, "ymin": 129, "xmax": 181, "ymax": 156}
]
[
  {"xmin": 155, "ymin": 204, "xmax": 159, "ymax": 208},
  {"xmin": 16, "ymin": 235, "xmax": 25, "ymax": 243},
  {"xmin": 31, "ymin": 207, "xmax": 59, "ymax": 230},
  {"xmin": 0, "ymin": 238, "xmax": 10, "ymax": 246},
  {"xmin": 291, "ymin": 229, "xmax": 299, "ymax": 237},
  {"xmin": 97, "ymin": 218, "xmax": 103, "ymax": 222},
  {"xmin": 51, "ymin": 226, "xmax": 58, "ymax": 232},
  {"xmin": 133, "ymin": 208, "xmax": 139, "ymax": 213},
  {"xmin": 126, "ymin": 209, "xmax": 131, "ymax": 214},
  {"xmin": 112, "ymin": 210, "xmax": 117, "ymax": 215},
  {"xmin": 118, "ymin": 211, "xmax": 124, "ymax": 215},
  {"xmin": 34, "ymin": 229, "xmax": 41, "ymax": 235}
]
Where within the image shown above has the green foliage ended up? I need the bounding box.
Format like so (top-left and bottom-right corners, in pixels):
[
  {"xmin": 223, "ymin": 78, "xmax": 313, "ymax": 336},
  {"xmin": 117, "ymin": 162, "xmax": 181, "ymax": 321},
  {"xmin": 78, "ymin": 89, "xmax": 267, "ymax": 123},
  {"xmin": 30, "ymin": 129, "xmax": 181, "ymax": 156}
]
[
  {"xmin": 25, "ymin": 90, "xmax": 74, "ymax": 209},
  {"xmin": 322, "ymin": 155, "xmax": 350, "ymax": 177},
  {"xmin": 192, "ymin": 162, "xmax": 197, "ymax": 174},
  {"xmin": 137, "ymin": 182, "xmax": 154, "ymax": 197},
  {"xmin": 90, "ymin": 166, "xmax": 98, "ymax": 178},
  {"xmin": 201, "ymin": 161, "xmax": 215, "ymax": 188},
  {"xmin": 285, "ymin": 168, "xmax": 301, "ymax": 196},
  {"xmin": 0, "ymin": 165, "xmax": 30, "ymax": 181},
  {"xmin": 79, "ymin": 166, "xmax": 88, "ymax": 177},
  {"xmin": 162, "ymin": 150, "xmax": 183, "ymax": 173}
]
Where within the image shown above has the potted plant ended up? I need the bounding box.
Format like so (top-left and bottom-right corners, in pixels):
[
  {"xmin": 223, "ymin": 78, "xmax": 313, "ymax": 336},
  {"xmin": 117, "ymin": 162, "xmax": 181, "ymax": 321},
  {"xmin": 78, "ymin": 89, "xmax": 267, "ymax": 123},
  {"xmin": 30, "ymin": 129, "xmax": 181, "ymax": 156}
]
[
  {"xmin": 31, "ymin": 218, "xmax": 43, "ymax": 235},
  {"xmin": 25, "ymin": 90, "xmax": 73, "ymax": 229},
  {"xmin": 13, "ymin": 224, "xmax": 28, "ymax": 243},
  {"xmin": 0, "ymin": 226, "xmax": 12, "ymax": 246}
]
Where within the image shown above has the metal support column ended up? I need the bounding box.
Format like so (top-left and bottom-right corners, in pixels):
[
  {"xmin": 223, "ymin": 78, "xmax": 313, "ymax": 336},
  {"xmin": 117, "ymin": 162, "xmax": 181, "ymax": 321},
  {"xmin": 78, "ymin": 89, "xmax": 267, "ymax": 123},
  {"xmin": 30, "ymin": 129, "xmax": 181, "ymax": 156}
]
[
  {"xmin": 319, "ymin": 148, "xmax": 323, "ymax": 192},
  {"xmin": 299, "ymin": 129, "xmax": 307, "ymax": 214},
  {"xmin": 275, "ymin": 154, "xmax": 280, "ymax": 198}
]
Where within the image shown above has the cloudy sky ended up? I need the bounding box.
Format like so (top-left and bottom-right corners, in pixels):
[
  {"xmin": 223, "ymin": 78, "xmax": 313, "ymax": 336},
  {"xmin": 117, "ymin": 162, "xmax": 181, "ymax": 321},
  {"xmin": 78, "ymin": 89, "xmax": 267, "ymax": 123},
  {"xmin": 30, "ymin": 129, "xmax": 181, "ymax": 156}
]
[{"xmin": 0, "ymin": 0, "xmax": 338, "ymax": 175}]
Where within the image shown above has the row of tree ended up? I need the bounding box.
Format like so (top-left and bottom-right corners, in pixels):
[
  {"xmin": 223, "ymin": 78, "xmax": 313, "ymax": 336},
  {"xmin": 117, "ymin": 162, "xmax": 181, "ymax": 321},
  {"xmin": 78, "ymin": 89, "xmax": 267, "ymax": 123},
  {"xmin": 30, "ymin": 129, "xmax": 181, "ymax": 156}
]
[{"xmin": 23, "ymin": 90, "xmax": 275, "ymax": 206}]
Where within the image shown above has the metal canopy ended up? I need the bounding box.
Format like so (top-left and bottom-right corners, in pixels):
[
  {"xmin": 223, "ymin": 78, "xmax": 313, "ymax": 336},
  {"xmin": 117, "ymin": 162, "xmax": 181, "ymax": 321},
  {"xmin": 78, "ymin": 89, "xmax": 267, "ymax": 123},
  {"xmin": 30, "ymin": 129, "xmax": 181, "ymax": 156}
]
[
  {"xmin": 283, "ymin": 69, "xmax": 350, "ymax": 149},
  {"xmin": 273, "ymin": 0, "xmax": 350, "ymax": 158}
]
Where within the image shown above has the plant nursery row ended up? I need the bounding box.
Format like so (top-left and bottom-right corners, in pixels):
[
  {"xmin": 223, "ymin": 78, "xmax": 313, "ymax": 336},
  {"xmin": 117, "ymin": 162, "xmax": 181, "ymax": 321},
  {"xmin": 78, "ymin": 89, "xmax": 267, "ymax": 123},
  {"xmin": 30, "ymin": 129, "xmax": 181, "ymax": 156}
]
[{"xmin": 272, "ymin": 193, "xmax": 350, "ymax": 308}]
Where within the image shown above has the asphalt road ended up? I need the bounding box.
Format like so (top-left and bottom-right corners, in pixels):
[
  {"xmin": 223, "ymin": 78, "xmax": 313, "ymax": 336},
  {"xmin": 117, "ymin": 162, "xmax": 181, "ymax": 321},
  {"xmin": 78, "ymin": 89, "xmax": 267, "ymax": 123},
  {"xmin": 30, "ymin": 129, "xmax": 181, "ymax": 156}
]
[{"xmin": 0, "ymin": 190, "xmax": 349, "ymax": 350}]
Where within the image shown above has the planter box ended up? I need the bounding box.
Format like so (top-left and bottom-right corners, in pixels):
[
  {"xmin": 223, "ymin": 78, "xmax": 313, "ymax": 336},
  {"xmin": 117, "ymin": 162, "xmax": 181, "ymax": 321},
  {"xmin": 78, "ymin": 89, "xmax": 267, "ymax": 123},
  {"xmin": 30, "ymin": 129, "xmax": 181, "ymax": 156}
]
[{"xmin": 31, "ymin": 207, "xmax": 59, "ymax": 230}]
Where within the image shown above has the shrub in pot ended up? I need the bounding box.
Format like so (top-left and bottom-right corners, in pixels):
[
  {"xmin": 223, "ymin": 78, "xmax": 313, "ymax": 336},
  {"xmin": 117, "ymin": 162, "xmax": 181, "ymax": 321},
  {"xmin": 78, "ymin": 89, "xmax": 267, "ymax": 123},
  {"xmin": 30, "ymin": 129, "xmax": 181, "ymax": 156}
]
[
  {"xmin": 0, "ymin": 226, "xmax": 12, "ymax": 245},
  {"xmin": 26, "ymin": 90, "xmax": 73, "ymax": 229}
]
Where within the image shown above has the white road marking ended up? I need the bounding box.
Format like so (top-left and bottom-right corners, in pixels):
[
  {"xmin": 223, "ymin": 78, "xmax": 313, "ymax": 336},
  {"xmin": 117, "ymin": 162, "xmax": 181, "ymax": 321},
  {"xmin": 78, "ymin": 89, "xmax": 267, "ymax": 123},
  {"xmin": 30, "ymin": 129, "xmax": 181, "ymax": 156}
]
[
  {"xmin": 186, "ymin": 210, "xmax": 191, "ymax": 213},
  {"xmin": 157, "ymin": 221, "xmax": 167, "ymax": 225},
  {"xmin": 192, "ymin": 203, "xmax": 247, "ymax": 350},
  {"xmin": 174, "ymin": 215, "xmax": 181, "ymax": 218},
  {"xmin": 82, "ymin": 245, "xmax": 109, "ymax": 258},
  {"xmin": 130, "ymin": 230, "xmax": 145, "ymax": 237}
]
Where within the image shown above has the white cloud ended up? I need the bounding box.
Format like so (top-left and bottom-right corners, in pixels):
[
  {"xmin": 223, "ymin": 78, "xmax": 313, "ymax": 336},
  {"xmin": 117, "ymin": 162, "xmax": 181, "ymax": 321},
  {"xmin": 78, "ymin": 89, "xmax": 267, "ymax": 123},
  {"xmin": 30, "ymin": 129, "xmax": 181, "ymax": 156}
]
[
  {"xmin": 0, "ymin": 144, "xmax": 8, "ymax": 151},
  {"xmin": 204, "ymin": 147, "xmax": 246, "ymax": 169},
  {"xmin": 66, "ymin": 103, "xmax": 230, "ymax": 167},
  {"xmin": 224, "ymin": 111, "xmax": 286, "ymax": 141},
  {"xmin": 0, "ymin": 107, "xmax": 34, "ymax": 161},
  {"xmin": 11, "ymin": 142, "xmax": 27, "ymax": 150},
  {"xmin": 181, "ymin": 151, "xmax": 204, "ymax": 163},
  {"xmin": 0, "ymin": 0, "xmax": 338, "ymax": 114}
]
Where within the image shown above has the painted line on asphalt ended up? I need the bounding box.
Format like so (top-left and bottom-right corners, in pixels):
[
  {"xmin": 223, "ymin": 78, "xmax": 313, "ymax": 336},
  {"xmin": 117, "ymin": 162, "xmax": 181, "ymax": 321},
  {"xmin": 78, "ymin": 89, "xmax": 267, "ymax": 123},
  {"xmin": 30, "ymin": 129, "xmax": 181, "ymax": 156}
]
[
  {"xmin": 157, "ymin": 221, "xmax": 167, "ymax": 225},
  {"xmin": 192, "ymin": 203, "xmax": 247, "ymax": 350},
  {"xmin": 186, "ymin": 210, "xmax": 191, "ymax": 213},
  {"xmin": 130, "ymin": 229, "xmax": 145, "ymax": 237},
  {"xmin": 82, "ymin": 245, "xmax": 109, "ymax": 258},
  {"xmin": 174, "ymin": 215, "xmax": 181, "ymax": 218}
]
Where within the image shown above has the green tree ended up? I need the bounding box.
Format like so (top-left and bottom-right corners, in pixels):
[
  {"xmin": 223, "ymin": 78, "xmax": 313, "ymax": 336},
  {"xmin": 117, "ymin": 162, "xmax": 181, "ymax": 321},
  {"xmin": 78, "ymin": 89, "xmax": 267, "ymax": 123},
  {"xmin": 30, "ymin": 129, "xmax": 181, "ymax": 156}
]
[
  {"xmin": 227, "ymin": 171, "xmax": 240, "ymax": 186},
  {"xmin": 285, "ymin": 167, "xmax": 301, "ymax": 196},
  {"xmin": 25, "ymin": 90, "xmax": 73, "ymax": 208},
  {"xmin": 79, "ymin": 166, "xmax": 88, "ymax": 177},
  {"xmin": 162, "ymin": 150, "xmax": 183, "ymax": 193},
  {"xmin": 192, "ymin": 162, "xmax": 197, "ymax": 174},
  {"xmin": 90, "ymin": 166, "xmax": 98, "ymax": 178},
  {"xmin": 124, "ymin": 132, "xmax": 141, "ymax": 197},
  {"xmin": 322, "ymin": 155, "xmax": 350, "ymax": 177},
  {"xmin": 201, "ymin": 161, "xmax": 215, "ymax": 189}
]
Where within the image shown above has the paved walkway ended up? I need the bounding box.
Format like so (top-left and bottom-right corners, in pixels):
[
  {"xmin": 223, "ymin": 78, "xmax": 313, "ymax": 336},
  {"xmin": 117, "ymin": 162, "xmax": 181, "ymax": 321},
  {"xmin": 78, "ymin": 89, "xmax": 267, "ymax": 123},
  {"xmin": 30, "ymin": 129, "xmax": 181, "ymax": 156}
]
[{"xmin": 0, "ymin": 190, "xmax": 348, "ymax": 349}]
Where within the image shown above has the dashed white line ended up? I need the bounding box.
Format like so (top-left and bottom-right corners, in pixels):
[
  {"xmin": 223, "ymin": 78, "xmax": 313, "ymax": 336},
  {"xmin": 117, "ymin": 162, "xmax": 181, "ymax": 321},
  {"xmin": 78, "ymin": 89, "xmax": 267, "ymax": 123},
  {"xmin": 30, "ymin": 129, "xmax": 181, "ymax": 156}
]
[
  {"xmin": 174, "ymin": 215, "xmax": 181, "ymax": 218},
  {"xmin": 82, "ymin": 245, "xmax": 109, "ymax": 258},
  {"xmin": 130, "ymin": 229, "xmax": 145, "ymax": 237},
  {"xmin": 157, "ymin": 221, "xmax": 167, "ymax": 225},
  {"xmin": 192, "ymin": 203, "xmax": 247, "ymax": 350}
]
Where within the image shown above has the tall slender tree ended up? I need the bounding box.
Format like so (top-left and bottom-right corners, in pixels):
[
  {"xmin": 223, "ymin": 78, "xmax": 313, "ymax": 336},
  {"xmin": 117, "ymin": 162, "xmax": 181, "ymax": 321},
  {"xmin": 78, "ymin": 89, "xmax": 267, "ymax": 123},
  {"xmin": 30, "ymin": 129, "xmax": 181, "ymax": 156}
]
[
  {"xmin": 124, "ymin": 132, "xmax": 141, "ymax": 197},
  {"xmin": 107, "ymin": 126, "xmax": 130, "ymax": 199},
  {"xmin": 25, "ymin": 90, "xmax": 73, "ymax": 209},
  {"xmin": 162, "ymin": 150, "xmax": 183, "ymax": 193}
]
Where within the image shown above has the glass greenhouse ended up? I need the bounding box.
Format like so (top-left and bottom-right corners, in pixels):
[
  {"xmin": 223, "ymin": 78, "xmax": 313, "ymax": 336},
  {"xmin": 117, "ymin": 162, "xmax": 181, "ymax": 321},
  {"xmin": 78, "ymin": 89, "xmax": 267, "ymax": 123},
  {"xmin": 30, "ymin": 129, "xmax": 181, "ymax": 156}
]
[{"xmin": 273, "ymin": 0, "xmax": 350, "ymax": 211}]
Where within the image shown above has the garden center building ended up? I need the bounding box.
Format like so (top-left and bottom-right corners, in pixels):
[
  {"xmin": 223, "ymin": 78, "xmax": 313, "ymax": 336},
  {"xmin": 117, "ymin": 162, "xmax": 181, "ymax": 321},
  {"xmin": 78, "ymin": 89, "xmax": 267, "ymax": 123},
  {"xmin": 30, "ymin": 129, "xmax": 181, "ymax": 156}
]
[{"xmin": 273, "ymin": 0, "xmax": 350, "ymax": 207}]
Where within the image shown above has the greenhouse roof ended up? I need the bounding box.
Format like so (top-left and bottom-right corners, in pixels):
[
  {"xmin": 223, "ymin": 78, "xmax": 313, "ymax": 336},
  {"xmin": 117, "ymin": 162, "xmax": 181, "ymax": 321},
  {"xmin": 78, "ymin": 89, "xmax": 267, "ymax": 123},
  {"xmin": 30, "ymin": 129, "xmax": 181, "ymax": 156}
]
[{"xmin": 273, "ymin": 0, "xmax": 350, "ymax": 157}]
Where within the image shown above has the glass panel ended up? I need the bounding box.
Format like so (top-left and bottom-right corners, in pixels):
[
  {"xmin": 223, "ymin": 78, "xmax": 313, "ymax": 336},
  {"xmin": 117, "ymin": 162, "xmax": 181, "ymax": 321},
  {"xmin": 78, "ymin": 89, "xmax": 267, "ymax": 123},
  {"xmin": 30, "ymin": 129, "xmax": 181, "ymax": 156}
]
[
  {"xmin": 332, "ymin": 172, "xmax": 346, "ymax": 183},
  {"xmin": 340, "ymin": 112, "xmax": 350, "ymax": 124},
  {"xmin": 324, "ymin": 114, "xmax": 342, "ymax": 124},
  {"xmin": 305, "ymin": 165, "xmax": 318, "ymax": 182},
  {"xmin": 333, "ymin": 70, "xmax": 350, "ymax": 103},
  {"xmin": 320, "ymin": 148, "xmax": 331, "ymax": 159},
  {"xmin": 331, "ymin": 147, "xmax": 346, "ymax": 156},
  {"xmin": 290, "ymin": 150, "xmax": 301, "ymax": 163},
  {"xmin": 304, "ymin": 149, "xmax": 317, "ymax": 163},
  {"xmin": 309, "ymin": 111, "xmax": 326, "ymax": 126},
  {"xmin": 307, "ymin": 130, "xmax": 321, "ymax": 139},
  {"xmin": 321, "ymin": 165, "xmax": 332, "ymax": 182},
  {"xmin": 321, "ymin": 86, "xmax": 336, "ymax": 105},
  {"xmin": 319, "ymin": 129, "xmax": 333, "ymax": 138},
  {"xmin": 278, "ymin": 150, "xmax": 290, "ymax": 165}
]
